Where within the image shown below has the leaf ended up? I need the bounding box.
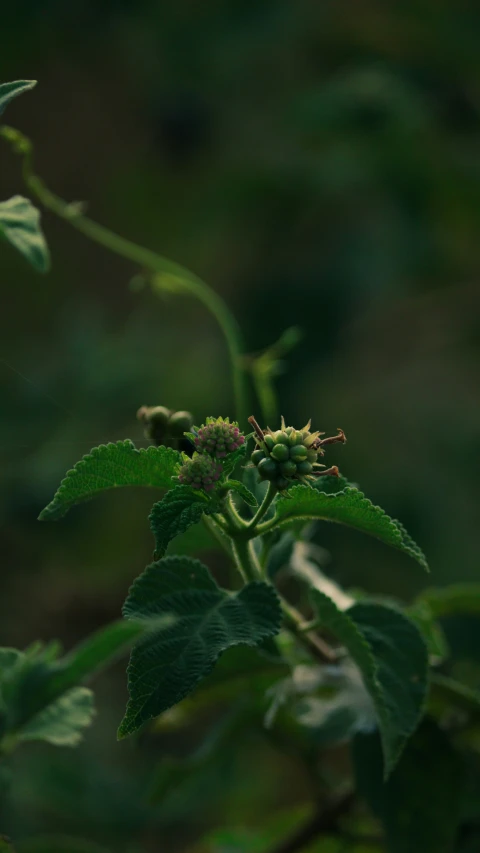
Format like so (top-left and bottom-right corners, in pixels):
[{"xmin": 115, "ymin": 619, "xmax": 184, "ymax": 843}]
[
  {"xmin": 222, "ymin": 443, "xmax": 248, "ymax": 477},
  {"xmin": 352, "ymin": 721, "xmax": 464, "ymax": 853},
  {"xmin": 39, "ymin": 440, "xmax": 181, "ymax": 521},
  {"xmin": 0, "ymin": 79, "xmax": 36, "ymax": 115},
  {"xmin": 270, "ymin": 485, "xmax": 428, "ymax": 571},
  {"xmin": 416, "ymin": 583, "xmax": 480, "ymax": 618},
  {"xmin": 149, "ymin": 485, "xmax": 219, "ymax": 558},
  {"xmin": 266, "ymin": 531, "xmax": 296, "ymax": 579},
  {"xmin": 0, "ymin": 196, "xmax": 50, "ymax": 272},
  {"xmin": 227, "ymin": 480, "xmax": 258, "ymax": 507},
  {"xmin": 118, "ymin": 555, "xmax": 282, "ymax": 738},
  {"xmin": 310, "ymin": 590, "xmax": 428, "ymax": 775},
  {"xmin": 429, "ymin": 673, "xmax": 480, "ymax": 718},
  {"xmin": 18, "ymin": 687, "xmax": 95, "ymax": 747}
]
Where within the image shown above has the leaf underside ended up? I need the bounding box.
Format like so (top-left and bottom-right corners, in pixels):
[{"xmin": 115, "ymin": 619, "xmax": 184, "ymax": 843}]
[
  {"xmin": 149, "ymin": 485, "xmax": 218, "ymax": 558},
  {"xmin": 0, "ymin": 195, "xmax": 50, "ymax": 272},
  {"xmin": 272, "ymin": 486, "xmax": 428, "ymax": 571},
  {"xmin": 0, "ymin": 79, "xmax": 36, "ymax": 115}
]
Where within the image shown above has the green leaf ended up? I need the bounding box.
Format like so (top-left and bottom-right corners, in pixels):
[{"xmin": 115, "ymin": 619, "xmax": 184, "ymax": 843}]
[
  {"xmin": 149, "ymin": 485, "xmax": 219, "ymax": 558},
  {"xmin": 353, "ymin": 721, "xmax": 464, "ymax": 853},
  {"xmin": 39, "ymin": 440, "xmax": 181, "ymax": 521},
  {"xmin": 18, "ymin": 687, "xmax": 95, "ymax": 747},
  {"xmin": 416, "ymin": 583, "xmax": 480, "ymax": 618},
  {"xmin": 227, "ymin": 480, "xmax": 258, "ymax": 507},
  {"xmin": 310, "ymin": 591, "xmax": 428, "ymax": 775},
  {"xmin": 0, "ymin": 79, "xmax": 36, "ymax": 115},
  {"xmin": 271, "ymin": 485, "xmax": 428, "ymax": 570},
  {"xmin": 0, "ymin": 196, "xmax": 50, "ymax": 272},
  {"xmin": 222, "ymin": 443, "xmax": 248, "ymax": 477},
  {"xmin": 118, "ymin": 555, "xmax": 282, "ymax": 738}
]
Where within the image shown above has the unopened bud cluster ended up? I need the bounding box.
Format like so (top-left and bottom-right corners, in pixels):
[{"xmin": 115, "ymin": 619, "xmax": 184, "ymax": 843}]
[
  {"xmin": 137, "ymin": 405, "xmax": 194, "ymax": 448},
  {"xmin": 179, "ymin": 417, "xmax": 246, "ymax": 494},
  {"xmin": 178, "ymin": 453, "xmax": 223, "ymax": 492},
  {"xmin": 250, "ymin": 417, "xmax": 345, "ymax": 491},
  {"xmin": 190, "ymin": 417, "xmax": 245, "ymax": 459}
]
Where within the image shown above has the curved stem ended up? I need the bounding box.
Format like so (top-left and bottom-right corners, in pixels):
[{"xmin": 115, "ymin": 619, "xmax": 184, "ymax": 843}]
[
  {"xmin": 281, "ymin": 599, "xmax": 338, "ymax": 664},
  {"xmin": 0, "ymin": 126, "xmax": 248, "ymax": 426},
  {"xmin": 246, "ymin": 482, "xmax": 277, "ymax": 530}
]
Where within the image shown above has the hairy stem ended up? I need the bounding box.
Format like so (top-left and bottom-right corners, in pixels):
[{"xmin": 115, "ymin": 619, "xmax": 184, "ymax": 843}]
[
  {"xmin": 0, "ymin": 126, "xmax": 248, "ymax": 426},
  {"xmin": 230, "ymin": 537, "xmax": 262, "ymax": 584},
  {"xmin": 246, "ymin": 481, "xmax": 277, "ymax": 529}
]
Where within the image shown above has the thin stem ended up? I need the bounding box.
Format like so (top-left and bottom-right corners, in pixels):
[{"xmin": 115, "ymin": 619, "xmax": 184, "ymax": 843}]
[
  {"xmin": 281, "ymin": 600, "xmax": 338, "ymax": 664},
  {"xmin": 231, "ymin": 537, "xmax": 262, "ymax": 584},
  {"xmin": 0, "ymin": 126, "xmax": 248, "ymax": 426},
  {"xmin": 246, "ymin": 481, "xmax": 277, "ymax": 529}
]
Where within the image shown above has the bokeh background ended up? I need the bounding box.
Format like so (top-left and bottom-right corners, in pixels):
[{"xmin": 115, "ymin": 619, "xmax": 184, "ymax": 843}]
[{"xmin": 1, "ymin": 1, "xmax": 480, "ymax": 849}]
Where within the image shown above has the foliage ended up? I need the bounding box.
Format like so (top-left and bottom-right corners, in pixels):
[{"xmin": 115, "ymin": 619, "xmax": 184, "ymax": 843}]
[{"xmin": 2, "ymin": 73, "xmax": 480, "ymax": 853}]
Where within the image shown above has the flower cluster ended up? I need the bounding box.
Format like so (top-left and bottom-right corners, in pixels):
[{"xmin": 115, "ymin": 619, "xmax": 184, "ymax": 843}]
[
  {"xmin": 250, "ymin": 416, "xmax": 345, "ymax": 491},
  {"xmin": 178, "ymin": 453, "xmax": 223, "ymax": 492},
  {"xmin": 189, "ymin": 417, "xmax": 245, "ymax": 459},
  {"xmin": 137, "ymin": 406, "xmax": 194, "ymax": 447}
]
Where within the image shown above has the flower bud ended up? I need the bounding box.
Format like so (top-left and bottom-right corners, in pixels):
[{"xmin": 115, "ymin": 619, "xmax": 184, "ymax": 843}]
[
  {"xmin": 178, "ymin": 453, "xmax": 223, "ymax": 492},
  {"xmin": 192, "ymin": 417, "xmax": 245, "ymax": 459},
  {"xmin": 168, "ymin": 410, "xmax": 194, "ymax": 438}
]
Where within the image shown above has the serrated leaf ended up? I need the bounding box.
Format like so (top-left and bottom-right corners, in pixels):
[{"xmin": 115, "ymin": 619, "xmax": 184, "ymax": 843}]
[
  {"xmin": 149, "ymin": 485, "xmax": 219, "ymax": 558},
  {"xmin": 222, "ymin": 444, "xmax": 247, "ymax": 477},
  {"xmin": 270, "ymin": 485, "xmax": 428, "ymax": 570},
  {"xmin": 39, "ymin": 440, "xmax": 181, "ymax": 521},
  {"xmin": 0, "ymin": 79, "xmax": 36, "ymax": 115},
  {"xmin": 353, "ymin": 722, "xmax": 464, "ymax": 853},
  {"xmin": 227, "ymin": 480, "xmax": 258, "ymax": 507},
  {"xmin": 310, "ymin": 590, "xmax": 428, "ymax": 775},
  {"xmin": 118, "ymin": 555, "xmax": 282, "ymax": 737},
  {"xmin": 18, "ymin": 687, "xmax": 95, "ymax": 747},
  {"xmin": 0, "ymin": 196, "xmax": 50, "ymax": 272}
]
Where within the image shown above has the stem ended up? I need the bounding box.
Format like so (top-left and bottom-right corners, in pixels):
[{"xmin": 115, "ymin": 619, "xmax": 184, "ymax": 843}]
[
  {"xmin": 246, "ymin": 481, "xmax": 277, "ymax": 529},
  {"xmin": 281, "ymin": 600, "xmax": 338, "ymax": 664},
  {"xmin": 231, "ymin": 537, "xmax": 262, "ymax": 584},
  {"xmin": 0, "ymin": 127, "xmax": 248, "ymax": 427},
  {"xmin": 265, "ymin": 793, "xmax": 355, "ymax": 853}
]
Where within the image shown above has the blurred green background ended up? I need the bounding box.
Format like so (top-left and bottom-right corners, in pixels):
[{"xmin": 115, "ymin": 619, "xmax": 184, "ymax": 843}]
[{"xmin": 1, "ymin": 1, "xmax": 480, "ymax": 849}]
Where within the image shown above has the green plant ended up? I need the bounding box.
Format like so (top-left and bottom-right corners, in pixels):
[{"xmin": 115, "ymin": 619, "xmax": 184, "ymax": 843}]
[{"xmin": 3, "ymin": 79, "xmax": 480, "ymax": 853}]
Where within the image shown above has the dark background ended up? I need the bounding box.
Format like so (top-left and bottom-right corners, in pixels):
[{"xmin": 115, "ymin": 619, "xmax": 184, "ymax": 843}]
[{"xmin": 1, "ymin": 1, "xmax": 480, "ymax": 849}]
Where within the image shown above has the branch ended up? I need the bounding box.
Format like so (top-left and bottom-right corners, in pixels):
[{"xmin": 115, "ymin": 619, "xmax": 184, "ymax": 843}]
[{"xmin": 265, "ymin": 792, "xmax": 355, "ymax": 853}]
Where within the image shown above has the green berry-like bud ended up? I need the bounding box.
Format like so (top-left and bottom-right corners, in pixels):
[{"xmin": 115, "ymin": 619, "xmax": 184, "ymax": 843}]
[
  {"xmin": 258, "ymin": 457, "xmax": 278, "ymax": 480},
  {"xmin": 296, "ymin": 460, "xmax": 313, "ymax": 475},
  {"xmin": 168, "ymin": 410, "xmax": 194, "ymax": 438},
  {"xmin": 273, "ymin": 431, "xmax": 290, "ymax": 445},
  {"xmin": 178, "ymin": 453, "xmax": 223, "ymax": 492},
  {"xmin": 280, "ymin": 460, "xmax": 297, "ymax": 477},
  {"xmin": 270, "ymin": 443, "xmax": 290, "ymax": 463},
  {"xmin": 264, "ymin": 435, "xmax": 275, "ymax": 451},
  {"xmin": 137, "ymin": 405, "xmax": 172, "ymax": 444},
  {"xmin": 252, "ymin": 448, "xmax": 266, "ymax": 465},
  {"xmin": 306, "ymin": 449, "xmax": 318, "ymax": 464},
  {"xmin": 290, "ymin": 445, "xmax": 308, "ymax": 462}
]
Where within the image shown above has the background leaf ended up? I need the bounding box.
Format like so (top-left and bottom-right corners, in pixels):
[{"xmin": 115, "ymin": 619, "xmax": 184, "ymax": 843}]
[
  {"xmin": 310, "ymin": 590, "xmax": 428, "ymax": 775},
  {"xmin": 149, "ymin": 485, "xmax": 219, "ymax": 557},
  {"xmin": 39, "ymin": 440, "xmax": 180, "ymax": 520},
  {"xmin": 0, "ymin": 196, "xmax": 50, "ymax": 272},
  {"xmin": 18, "ymin": 687, "xmax": 95, "ymax": 747},
  {"xmin": 119, "ymin": 555, "xmax": 282, "ymax": 737},
  {"xmin": 271, "ymin": 486, "xmax": 428, "ymax": 570},
  {"xmin": 353, "ymin": 721, "xmax": 464, "ymax": 853},
  {"xmin": 0, "ymin": 79, "xmax": 36, "ymax": 114}
]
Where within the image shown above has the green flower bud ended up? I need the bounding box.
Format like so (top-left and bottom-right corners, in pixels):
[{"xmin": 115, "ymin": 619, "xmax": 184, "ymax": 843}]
[
  {"xmin": 273, "ymin": 431, "xmax": 290, "ymax": 445},
  {"xmin": 168, "ymin": 410, "xmax": 194, "ymax": 438},
  {"xmin": 270, "ymin": 443, "xmax": 290, "ymax": 463},
  {"xmin": 280, "ymin": 460, "xmax": 297, "ymax": 477},
  {"xmin": 264, "ymin": 435, "xmax": 275, "ymax": 451},
  {"xmin": 257, "ymin": 457, "xmax": 278, "ymax": 480},
  {"xmin": 252, "ymin": 448, "xmax": 266, "ymax": 465},
  {"xmin": 178, "ymin": 453, "xmax": 223, "ymax": 492},
  {"xmin": 296, "ymin": 460, "xmax": 313, "ymax": 475},
  {"xmin": 290, "ymin": 445, "xmax": 308, "ymax": 462}
]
